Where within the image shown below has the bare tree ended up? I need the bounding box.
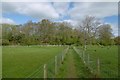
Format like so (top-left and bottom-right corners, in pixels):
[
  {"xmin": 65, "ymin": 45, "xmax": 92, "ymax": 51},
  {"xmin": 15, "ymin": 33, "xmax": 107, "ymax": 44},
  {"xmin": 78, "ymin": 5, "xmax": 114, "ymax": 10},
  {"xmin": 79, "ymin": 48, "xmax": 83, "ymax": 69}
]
[{"xmin": 80, "ymin": 15, "xmax": 101, "ymax": 46}]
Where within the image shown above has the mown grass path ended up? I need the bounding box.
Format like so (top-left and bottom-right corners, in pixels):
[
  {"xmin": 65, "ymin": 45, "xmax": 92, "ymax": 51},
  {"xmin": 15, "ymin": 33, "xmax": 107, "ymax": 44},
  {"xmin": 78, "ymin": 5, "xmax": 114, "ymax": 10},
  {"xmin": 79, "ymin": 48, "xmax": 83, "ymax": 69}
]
[
  {"xmin": 66, "ymin": 48, "xmax": 78, "ymax": 78},
  {"xmin": 72, "ymin": 47, "xmax": 93, "ymax": 78},
  {"xmin": 57, "ymin": 47, "xmax": 78, "ymax": 78},
  {"xmin": 57, "ymin": 47, "xmax": 93, "ymax": 78}
]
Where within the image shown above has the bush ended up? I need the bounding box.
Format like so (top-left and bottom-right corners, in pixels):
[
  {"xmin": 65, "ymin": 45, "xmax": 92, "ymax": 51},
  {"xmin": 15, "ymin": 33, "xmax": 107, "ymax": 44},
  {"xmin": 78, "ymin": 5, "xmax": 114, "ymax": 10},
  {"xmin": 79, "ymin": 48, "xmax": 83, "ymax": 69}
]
[{"xmin": 2, "ymin": 39, "xmax": 10, "ymax": 45}]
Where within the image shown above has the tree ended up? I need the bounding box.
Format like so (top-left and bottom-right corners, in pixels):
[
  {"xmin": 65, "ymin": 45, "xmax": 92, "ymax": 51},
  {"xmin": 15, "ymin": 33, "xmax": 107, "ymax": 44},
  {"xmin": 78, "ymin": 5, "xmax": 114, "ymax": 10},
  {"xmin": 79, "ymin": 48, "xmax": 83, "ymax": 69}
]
[
  {"xmin": 114, "ymin": 36, "xmax": 120, "ymax": 45},
  {"xmin": 78, "ymin": 15, "xmax": 101, "ymax": 49},
  {"xmin": 2, "ymin": 18, "xmax": 114, "ymax": 46},
  {"xmin": 98, "ymin": 24, "xmax": 113, "ymax": 45},
  {"xmin": 38, "ymin": 19, "xmax": 55, "ymax": 44},
  {"xmin": 2, "ymin": 24, "xmax": 17, "ymax": 45}
]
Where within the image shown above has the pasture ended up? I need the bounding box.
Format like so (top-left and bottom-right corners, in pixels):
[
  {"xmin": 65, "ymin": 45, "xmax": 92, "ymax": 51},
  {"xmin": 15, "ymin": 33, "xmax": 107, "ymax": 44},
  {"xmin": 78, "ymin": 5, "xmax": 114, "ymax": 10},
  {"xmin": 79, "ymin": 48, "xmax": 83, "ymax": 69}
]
[
  {"xmin": 76, "ymin": 45, "xmax": 118, "ymax": 78},
  {"xmin": 0, "ymin": 46, "xmax": 2, "ymax": 79},
  {"xmin": 2, "ymin": 46, "xmax": 65, "ymax": 78},
  {"xmin": 2, "ymin": 45, "xmax": 118, "ymax": 78}
]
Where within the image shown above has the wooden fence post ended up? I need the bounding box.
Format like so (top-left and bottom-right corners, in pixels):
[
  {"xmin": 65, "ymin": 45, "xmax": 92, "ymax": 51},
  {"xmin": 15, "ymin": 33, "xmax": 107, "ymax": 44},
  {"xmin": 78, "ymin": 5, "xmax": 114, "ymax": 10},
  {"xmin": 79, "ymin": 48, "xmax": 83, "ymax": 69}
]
[
  {"xmin": 44, "ymin": 64, "xmax": 47, "ymax": 79},
  {"xmin": 97, "ymin": 58, "xmax": 100, "ymax": 75},
  {"xmin": 83, "ymin": 51, "xmax": 85, "ymax": 64},
  {"xmin": 82, "ymin": 51, "xmax": 84, "ymax": 60},
  {"xmin": 55, "ymin": 56, "xmax": 57, "ymax": 75},
  {"xmin": 62, "ymin": 53, "xmax": 64, "ymax": 62}
]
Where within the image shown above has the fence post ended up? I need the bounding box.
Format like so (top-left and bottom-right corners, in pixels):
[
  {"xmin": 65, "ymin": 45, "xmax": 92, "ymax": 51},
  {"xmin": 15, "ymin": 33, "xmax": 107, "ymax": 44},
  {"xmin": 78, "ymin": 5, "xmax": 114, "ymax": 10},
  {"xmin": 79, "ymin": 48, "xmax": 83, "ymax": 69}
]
[
  {"xmin": 60, "ymin": 54, "xmax": 62, "ymax": 64},
  {"xmin": 82, "ymin": 51, "xmax": 84, "ymax": 60},
  {"xmin": 65, "ymin": 48, "xmax": 67, "ymax": 55},
  {"xmin": 55, "ymin": 56, "xmax": 57, "ymax": 75},
  {"xmin": 97, "ymin": 58, "xmax": 100, "ymax": 75},
  {"xmin": 62, "ymin": 53, "xmax": 64, "ymax": 62},
  {"xmin": 83, "ymin": 51, "xmax": 85, "ymax": 64},
  {"xmin": 44, "ymin": 64, "xmax": 47, "ymax": 79}
]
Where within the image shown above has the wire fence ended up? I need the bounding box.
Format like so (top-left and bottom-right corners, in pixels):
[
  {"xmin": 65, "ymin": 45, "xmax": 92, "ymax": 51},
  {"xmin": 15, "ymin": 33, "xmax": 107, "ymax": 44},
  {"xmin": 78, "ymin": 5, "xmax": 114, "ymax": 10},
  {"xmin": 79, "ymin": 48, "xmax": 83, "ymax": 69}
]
[
  {"xmin": 73, "ymin": 46, "xmax": 118, "ymax": 78},
  {"xmin": 26, "ymin": 46, "xmax": 69, "ymax": 78},
  {"xmin": 73, "ymin": 46, "xmax": 102, "ymax": 77},
  {"xmin": 25, "ymin": 65, "xmax": 44, "ymax": 79}
]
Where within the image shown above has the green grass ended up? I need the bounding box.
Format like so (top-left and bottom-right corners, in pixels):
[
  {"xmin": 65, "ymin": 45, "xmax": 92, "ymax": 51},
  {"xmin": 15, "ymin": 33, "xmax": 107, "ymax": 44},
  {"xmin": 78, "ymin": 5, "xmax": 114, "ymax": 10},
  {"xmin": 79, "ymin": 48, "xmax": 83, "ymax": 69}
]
[
  {"xmin": 56, "ymin": 54, "xmax": 68, "ymax": 78},
  {"xmin": 72, "ymin": 48, "xmax": 93, "ymax": 78},
  {"xmin": 77, "ymin": 45, "xmax": 118, "ymax": 78},
  {"xmin": 2, "ymin": 45, "xmax": 118, "ymax": 78},
  {"xmin": 2, "ymin": 46, "xmax": 65, "ymax": 78},
  {"xmin": 0, "ymin": 46, "xmax": 2, "ymax": 79},
  {"xmin": 57, "ymin": 48, "xmax": 78, "ymax": 78},
  {"xmin": 57, "ymin": 47, "xmax": 93, "ymax": 78}
]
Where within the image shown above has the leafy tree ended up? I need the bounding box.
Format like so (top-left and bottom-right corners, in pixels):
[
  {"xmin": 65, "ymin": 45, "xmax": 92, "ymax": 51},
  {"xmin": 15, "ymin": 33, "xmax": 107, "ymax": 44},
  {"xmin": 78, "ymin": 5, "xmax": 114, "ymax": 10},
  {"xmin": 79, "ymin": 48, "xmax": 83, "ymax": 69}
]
[
  {"xmin": 98, "ymin": 24, "xmax": 113, "ymax": 45},
  {"xmin": 114, "ymin": 36, "xmax": 120, "ymax": 45},
  {"xmin": 2, "ymin": 16, "xmax": 114, "ymax": 46}
]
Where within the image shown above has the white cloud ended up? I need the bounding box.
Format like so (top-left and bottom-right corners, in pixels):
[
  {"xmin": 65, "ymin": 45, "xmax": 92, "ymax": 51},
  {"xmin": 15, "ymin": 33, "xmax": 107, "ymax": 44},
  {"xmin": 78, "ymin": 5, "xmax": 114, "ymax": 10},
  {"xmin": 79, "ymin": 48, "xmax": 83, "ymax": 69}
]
[
  {"xmin": 2, "ymin": 2, "xmax": 118, "ymax": 20},
  {"xmin": 1, "ymin": 2, "xmax": 118, "ymax": 36},
  {"xmin": 2, "ymin": 2, "xmax": 59, "ymax": 19},
  {"xmin": 69, "ymin": 2, "xmax": 118, "ymax": 20},
  {"xmin": 63, "ymin": 19, "xmax": 78, "ymax": 27},
  {"xmin": 52, "ymin": 2, "xmax": 69, "ymax": 18},
  {"xmin": 0, "ymin": 18, "xmax": 16, "ymax": 24},
  {"xmin": 1, "ymin": 0, "xmax": 119, "ymax": 2},
  {"xmin": 111, "ymin": 23, "xmax": 118, "ymax": 37},
  {"xmin": 54, "ymin": 19, "xmax": 79, "ymax": 27},
  {"xmin": 71, "ymin": 0, "xmax": 119, "ymax": 2},
  {"xmin": 1, "ymin": 0, "xmax": 50, "ymax": 2}
]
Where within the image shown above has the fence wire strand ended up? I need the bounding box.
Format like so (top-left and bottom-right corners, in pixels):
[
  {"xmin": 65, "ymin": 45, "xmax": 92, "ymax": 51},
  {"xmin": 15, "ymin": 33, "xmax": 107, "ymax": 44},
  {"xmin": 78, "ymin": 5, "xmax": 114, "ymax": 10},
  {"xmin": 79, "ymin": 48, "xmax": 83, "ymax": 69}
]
[{"xmin": 26, "ymin": 46, "xmax": 69, "ymax": 78}]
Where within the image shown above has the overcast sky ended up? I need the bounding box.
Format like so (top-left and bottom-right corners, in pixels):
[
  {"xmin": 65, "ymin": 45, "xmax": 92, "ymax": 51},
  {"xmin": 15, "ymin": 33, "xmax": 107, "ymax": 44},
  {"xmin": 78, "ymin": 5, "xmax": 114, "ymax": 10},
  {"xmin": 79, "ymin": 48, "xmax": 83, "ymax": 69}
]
[{"xmin": 1, "ymin": 1, "xmax": 118, "ymax": 36}]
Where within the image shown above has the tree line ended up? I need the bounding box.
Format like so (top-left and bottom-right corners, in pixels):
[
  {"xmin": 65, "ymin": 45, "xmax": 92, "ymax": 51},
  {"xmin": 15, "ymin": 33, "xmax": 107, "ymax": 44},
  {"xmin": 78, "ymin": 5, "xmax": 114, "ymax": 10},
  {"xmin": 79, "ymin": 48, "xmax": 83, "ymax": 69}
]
[{"xmin": 2, "ymin": 16, "xmax": 120, "ymax": 46}]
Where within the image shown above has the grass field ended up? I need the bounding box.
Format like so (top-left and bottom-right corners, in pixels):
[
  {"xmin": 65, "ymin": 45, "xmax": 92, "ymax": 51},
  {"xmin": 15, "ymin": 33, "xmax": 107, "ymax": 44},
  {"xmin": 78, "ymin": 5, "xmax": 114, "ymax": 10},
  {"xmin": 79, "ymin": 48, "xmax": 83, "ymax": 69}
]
[
  {"xmin": 2, "ymin": 46, "xmax": 65, "ymax": 78},
  {"xmin": 2, "ymin": 45, "xmax": 118, "ymax": 78},
  {"xmin": 0, "ymin": 46, "xmax": 2, "ymax": 79},
  {"xmin": 57, "ymin": 45, "xmax": 118, "ymax": 78},
  {"xmin": 76, "ymin": 45, "xmax": 118, "ymax": 78}
]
